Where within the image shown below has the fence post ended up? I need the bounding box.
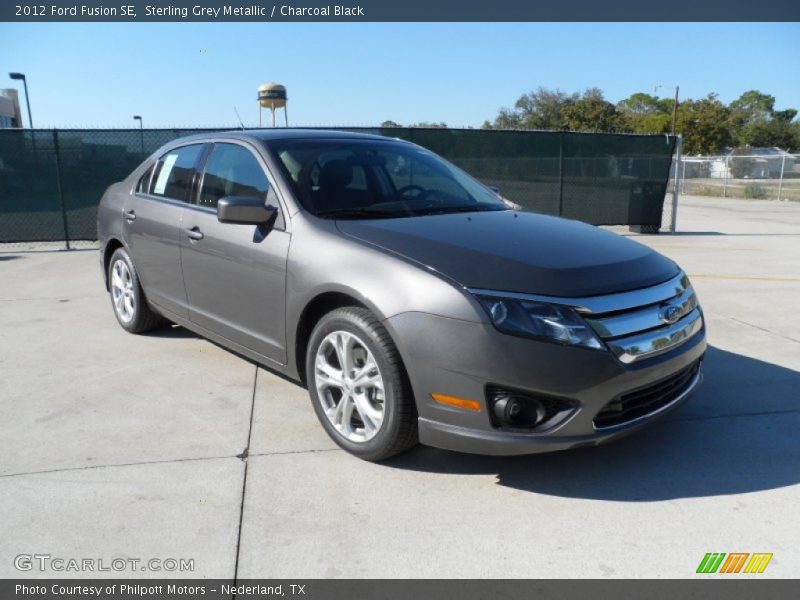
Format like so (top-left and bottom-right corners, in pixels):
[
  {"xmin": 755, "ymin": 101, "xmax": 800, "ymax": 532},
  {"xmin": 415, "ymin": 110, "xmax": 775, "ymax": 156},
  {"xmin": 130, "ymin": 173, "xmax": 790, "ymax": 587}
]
[
  {"xmin": 52, "ymin": 129, "xmax": 71, "ymax": 250},
  {"xmin": 681, "ymin": 155, "xmax": 686, "ymax": 195},
  {"xmin": 557, "ymin": 131, "xmax": 564, "ymax": 217},
  {"xmin": 670, "ymin": 135, "xmax": 682, "ymax": 233},
  {"xmin": 777, "ymin": 153, "xmax": 786, "ymax": 201},
  {"xmin": 723, "ymin": 155, "xmax": 729, "ymax": 198}
]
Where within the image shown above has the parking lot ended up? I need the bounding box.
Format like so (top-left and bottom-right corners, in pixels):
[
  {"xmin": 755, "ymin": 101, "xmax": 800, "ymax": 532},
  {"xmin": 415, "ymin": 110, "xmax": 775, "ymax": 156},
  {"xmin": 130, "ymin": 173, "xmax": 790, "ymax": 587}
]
[{"xmin": 1, "ymin": 194, "xmax": 798, "ymax": 579}]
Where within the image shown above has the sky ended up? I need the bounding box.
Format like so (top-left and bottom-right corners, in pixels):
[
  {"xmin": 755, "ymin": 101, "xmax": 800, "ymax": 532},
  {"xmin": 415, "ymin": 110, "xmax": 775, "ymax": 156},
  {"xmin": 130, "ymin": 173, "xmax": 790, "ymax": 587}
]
[{"xmin": 2, "ymin": 22, "xmax": 799, "ymax": 129}]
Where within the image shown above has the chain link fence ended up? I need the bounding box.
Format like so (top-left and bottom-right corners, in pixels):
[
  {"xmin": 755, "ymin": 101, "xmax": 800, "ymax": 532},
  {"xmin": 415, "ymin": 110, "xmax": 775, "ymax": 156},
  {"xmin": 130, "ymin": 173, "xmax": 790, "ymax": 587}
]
[
  {"xmin": 0, "ymin": 127, "xmax": 677, "ymax": 244},
  {"xmin": 678, "ymin": 151, "xmax": 799, "ymax": 201}
]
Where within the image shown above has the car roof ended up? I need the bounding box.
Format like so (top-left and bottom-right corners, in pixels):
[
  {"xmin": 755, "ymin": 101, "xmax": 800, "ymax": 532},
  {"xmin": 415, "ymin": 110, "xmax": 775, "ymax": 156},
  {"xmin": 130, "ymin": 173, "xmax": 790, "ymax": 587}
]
[{"xmin": 173, "ymin": 128, "xmax": 399, "ymax": 145}]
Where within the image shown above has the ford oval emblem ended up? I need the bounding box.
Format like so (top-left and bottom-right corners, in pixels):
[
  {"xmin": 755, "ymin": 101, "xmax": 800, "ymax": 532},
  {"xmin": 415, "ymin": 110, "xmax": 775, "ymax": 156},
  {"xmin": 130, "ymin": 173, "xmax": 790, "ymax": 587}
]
[{"xmin": 660, "ymin": 305, "xmax": 682, "ymax": 325}]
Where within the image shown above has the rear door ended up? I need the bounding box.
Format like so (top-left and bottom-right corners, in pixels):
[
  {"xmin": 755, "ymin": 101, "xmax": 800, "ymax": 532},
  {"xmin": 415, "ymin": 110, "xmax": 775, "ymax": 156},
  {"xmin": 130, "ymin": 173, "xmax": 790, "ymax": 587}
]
[
  {"xmin": 180, "ymin": 141, "xmax": 290, "ymax": 365},
  {"xmin": 124, "ymin": 143, "xmax": 206, "ymax": 318}
]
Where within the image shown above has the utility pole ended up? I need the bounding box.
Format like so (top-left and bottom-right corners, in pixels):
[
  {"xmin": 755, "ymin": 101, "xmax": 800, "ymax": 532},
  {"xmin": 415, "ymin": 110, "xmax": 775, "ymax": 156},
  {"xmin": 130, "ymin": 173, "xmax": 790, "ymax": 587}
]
[
  {"xmin": 671, "ymin": 85, "xmax": 680, "ymax": 136},
  {"xmin": 9, "ymin": 72, "xmax": 33, "ymax": 128},
  {"xmin": 655, "ymin": 84, "xmax": 680, "ymax": 135},
  {"xmin": 133, "ymin": 115, "xmax": 144, "ymax": 158},
  {"xmin": 10, "ymin": 72, "xmax": 37, "ymax": 166}
]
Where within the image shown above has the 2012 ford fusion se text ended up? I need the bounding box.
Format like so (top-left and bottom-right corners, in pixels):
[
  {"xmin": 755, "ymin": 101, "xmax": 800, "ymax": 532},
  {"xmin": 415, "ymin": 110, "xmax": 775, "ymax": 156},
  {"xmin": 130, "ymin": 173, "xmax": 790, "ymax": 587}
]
[{"xmin": 97, "ymin": 130, "xmax": 706, "ymax": 461}]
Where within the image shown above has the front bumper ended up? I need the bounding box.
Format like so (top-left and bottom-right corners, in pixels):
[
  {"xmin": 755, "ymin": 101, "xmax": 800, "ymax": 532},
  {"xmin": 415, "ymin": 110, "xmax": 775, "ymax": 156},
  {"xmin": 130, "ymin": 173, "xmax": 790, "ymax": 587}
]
[{"xmin": 384, "ymin": 311, "xmax": 706, "ymax": 456}]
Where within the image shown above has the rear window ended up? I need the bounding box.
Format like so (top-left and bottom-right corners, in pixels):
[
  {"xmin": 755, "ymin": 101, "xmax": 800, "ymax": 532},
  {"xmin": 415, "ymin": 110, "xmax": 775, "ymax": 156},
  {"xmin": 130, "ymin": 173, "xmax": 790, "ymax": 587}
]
[{"xmin": 150, "ymin": 144, "xmax": 205, "ymax": 202}]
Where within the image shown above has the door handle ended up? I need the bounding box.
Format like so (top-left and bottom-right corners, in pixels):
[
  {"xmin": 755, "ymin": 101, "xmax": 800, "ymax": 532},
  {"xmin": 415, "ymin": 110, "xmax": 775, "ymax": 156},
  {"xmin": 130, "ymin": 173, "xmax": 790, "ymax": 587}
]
[
  {"xmin": 186, "ymin": 227, "xmax": 204, "ymax": 241},
  {"xmin": 123, "ymin": 209, "xmax": 136, "ymax": 221}
]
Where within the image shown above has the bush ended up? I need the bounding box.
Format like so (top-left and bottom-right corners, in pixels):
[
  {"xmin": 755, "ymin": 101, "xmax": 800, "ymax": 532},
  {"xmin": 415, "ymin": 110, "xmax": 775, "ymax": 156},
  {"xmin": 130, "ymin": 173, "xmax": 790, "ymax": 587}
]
[{"xmin": 744, "ymin": 183, "xmax": 768, "ymax": 199}]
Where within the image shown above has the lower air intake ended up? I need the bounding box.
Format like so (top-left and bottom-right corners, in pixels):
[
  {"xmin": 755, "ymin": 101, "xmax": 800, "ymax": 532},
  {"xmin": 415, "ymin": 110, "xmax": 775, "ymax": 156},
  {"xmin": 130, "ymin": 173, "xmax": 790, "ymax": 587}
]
[{"xmin": 594, "ymin": 359, "xmax": 701, "ymax": 429}]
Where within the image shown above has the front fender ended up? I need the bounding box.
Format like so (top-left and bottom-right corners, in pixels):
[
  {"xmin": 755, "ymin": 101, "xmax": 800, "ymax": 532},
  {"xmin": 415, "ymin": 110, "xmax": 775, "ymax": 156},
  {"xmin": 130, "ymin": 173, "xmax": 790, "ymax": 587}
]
[{"xmin": 285, "ymin": 214, "xmax": 486, "ymax": 376}]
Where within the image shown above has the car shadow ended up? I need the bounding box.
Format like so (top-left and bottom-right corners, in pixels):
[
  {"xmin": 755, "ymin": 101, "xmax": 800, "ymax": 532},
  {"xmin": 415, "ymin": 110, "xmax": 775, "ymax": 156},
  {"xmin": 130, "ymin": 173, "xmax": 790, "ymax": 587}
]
[
  {"xmin": 146, "ymin": 323, "xmax": 307, "ymax": 388},
  {"xmin": 624, "ymin": 232, "xmax": 800, "ymax": 237},
  {"xmin": 669, "ymin": 232, "xmax": 800, "ymax": 237},
  {"xmin": 660, "ymin": 231, "xmax": 726, "ymax": 236},
  {"xmin": 386, "ymin": 346, "xmax": 800, "ymax": 501},
  {"xmin": 146, "ymin": 324, "xmax": 199, "ymax": 339}
]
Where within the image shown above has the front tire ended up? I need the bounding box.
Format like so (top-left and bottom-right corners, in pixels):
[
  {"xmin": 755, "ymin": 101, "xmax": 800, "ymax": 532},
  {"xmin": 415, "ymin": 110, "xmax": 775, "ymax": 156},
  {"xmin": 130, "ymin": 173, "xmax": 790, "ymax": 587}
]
[
  {"xmin": 108, "ymin": 247, "xmax": 166, "ymax": 334},
  {"xmin": 306, "ymin": 307, "xmax": 418, "ymax": 461}
]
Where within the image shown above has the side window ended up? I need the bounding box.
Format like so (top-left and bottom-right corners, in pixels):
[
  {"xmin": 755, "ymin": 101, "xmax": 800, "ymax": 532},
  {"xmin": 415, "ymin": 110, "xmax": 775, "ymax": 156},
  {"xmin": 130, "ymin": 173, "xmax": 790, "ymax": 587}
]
[
  {"xmin": 136, "ymin": 163, "xmax": 154, "ymax": 194},
  {"xmin": 199, "ymin": 143, "xmax": 270, "ymax": 208},
  {"xmin": 150, "ymin": 144, "xmax": 204, "ymax": 202}
]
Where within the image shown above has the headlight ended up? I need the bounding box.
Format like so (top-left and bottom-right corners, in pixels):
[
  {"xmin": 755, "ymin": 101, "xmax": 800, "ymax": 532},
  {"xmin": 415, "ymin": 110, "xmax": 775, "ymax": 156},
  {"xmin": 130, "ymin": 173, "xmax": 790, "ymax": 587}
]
[{"xmin": 474, "ymin": 293, "xmax": 604, "ymax": 350}]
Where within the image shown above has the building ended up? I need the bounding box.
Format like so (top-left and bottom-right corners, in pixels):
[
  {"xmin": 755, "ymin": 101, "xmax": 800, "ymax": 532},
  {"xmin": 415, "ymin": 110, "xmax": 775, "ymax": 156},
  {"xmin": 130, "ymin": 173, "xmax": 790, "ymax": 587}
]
[
  {"xmin": 0, "ymin": 89, "xmax": 23, "ymax": 128},
  {"xmin": 705, "ymin": 147, "xmax": 795, "ymax": 179}
]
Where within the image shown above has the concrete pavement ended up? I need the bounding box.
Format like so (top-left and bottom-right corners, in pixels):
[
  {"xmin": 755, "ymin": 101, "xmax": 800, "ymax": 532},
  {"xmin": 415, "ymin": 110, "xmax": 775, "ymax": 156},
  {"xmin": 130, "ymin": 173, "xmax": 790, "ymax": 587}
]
[{"xmin": 1, "ymin": 195, "xmax": 798, "ymax": 578}]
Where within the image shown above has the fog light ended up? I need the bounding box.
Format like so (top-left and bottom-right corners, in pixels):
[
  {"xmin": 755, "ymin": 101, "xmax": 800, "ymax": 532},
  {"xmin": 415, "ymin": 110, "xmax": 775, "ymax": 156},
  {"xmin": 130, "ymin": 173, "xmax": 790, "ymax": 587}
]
[
  {"xmin": 492, "ymin": 393, "xmax": 546, "ymax": 427},
  {"xmin": 486, "ymin": 385, "xmax": 577, "ymax": 431}
]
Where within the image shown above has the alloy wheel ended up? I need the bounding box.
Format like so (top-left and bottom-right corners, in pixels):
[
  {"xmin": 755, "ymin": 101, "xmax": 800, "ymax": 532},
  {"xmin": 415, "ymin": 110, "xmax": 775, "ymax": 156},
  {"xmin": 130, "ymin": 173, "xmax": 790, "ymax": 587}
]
[
  {"xmin": 314, "ymin": 330, "xmax": 386, "ymax": 443},
  {"xmin": 110, "ymin": 259, "xmax": 136, "ymax": 323}
]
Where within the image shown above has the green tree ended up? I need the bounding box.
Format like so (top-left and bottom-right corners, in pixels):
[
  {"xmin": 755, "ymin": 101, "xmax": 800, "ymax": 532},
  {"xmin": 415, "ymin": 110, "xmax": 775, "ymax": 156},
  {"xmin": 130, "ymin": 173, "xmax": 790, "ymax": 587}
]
[
  {"xmin": 729, "ymin": 90, "xmax": 775, "ymax": 131},
  {"xmin": 486, "ymin": 86, "xmax": 800, "ymax": 151},
  {"xmin": 487, "ymin": 87, "xmax": 623, "ymax": 132},
  {"xmin": 616, "ymin": 93, "xmax": 672, "ymax": 133},
  {"xmin": 741, "ymin": 111, "xmax": 799, "ymax": 150},
  {"xmin": 728, "ymin": 90, "xmax": 800, "ymax": 150},
  {"xmin": 410, "ymin": 121, "xmax": 447, "ymax": 128},
  {"xmin": 488, "ymin": 107, "xmax": 523, "ymax": 129},
  {"xmin": 675, "ymin": 94, "xmax": 732, "ymax": 154},
  {"xmin": 514, "ymin": 87, "xmax": 575, "ymax": 129},
  {"xmin": 487, "ymin": 87, "xmax": 576, "ymax": 130},
  {"xmin": 562, "ymin": 88, "xmax": 622, "ymax": 132},
  {"xmin": 380, "ymin": 120, "xmax": 402, "ymax": 128}
]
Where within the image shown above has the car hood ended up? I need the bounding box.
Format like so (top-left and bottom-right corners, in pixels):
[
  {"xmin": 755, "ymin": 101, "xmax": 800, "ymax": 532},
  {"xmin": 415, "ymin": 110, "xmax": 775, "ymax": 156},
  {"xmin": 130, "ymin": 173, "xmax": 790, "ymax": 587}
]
[{"xmin": 336, "ymin": 210, "xmax": 679, "ymax": 297}]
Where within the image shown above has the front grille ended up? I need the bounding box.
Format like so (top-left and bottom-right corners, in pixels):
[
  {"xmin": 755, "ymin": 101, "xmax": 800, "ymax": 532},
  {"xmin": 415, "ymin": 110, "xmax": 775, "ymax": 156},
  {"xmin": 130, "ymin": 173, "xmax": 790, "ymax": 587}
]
[
  {"xmin": 582, "ymin": 272, "xmax": 703, "ymax": 364},
  {"xmin": 593, "ymin": 359, "xmax": 701, "ymax": 429},
  {"xmin": 468, "ymin": 271, "xmax": 704, "ymax": 364}
]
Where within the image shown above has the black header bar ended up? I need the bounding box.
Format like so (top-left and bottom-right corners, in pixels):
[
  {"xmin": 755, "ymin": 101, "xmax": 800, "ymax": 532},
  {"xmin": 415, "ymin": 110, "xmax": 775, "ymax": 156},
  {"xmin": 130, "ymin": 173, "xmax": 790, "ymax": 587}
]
[
  {"xmin": 2, "ymin": 579, "xmax": 799, "ymax": 600},
  {"xmin": 4, "ymin": 0, "xmax": 800, "ymax": 22}
]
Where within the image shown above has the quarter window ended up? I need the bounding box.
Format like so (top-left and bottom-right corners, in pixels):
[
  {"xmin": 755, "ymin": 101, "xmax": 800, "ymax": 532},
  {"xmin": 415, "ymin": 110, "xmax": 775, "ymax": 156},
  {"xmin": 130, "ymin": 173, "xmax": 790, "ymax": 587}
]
[
  {"xmin": 136, "ymin": 163, "xmax": 155, "ymax": 193},
  {"xmin": 150, "ymin": 144, "xmax": 204, "ymax": 202},
  {"xmin": 199, "ymin": 143, "xmax": 270, "ymax": 208}
]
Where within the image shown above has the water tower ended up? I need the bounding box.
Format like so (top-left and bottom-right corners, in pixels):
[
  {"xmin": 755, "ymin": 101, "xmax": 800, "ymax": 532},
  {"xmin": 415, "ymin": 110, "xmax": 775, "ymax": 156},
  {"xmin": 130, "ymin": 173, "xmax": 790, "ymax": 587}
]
[{"xmin": 257, "ymin": 83, "xmax": 288, "ymax": 127}]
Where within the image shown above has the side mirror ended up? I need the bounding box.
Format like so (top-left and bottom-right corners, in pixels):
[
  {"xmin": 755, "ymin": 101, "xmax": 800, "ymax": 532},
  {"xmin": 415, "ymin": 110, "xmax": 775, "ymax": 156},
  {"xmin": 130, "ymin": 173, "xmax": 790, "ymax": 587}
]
[{"xmin": 217, "ymin": 196, "xmax": 276, "ymax": 225}]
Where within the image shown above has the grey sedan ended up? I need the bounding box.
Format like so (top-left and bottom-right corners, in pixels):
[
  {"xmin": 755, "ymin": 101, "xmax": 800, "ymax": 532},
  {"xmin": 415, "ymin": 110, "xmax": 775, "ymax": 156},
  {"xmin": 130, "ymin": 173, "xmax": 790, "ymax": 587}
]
[{"xmin": 97, "ymin": 130, "xmax": 705, "ymax": 460}]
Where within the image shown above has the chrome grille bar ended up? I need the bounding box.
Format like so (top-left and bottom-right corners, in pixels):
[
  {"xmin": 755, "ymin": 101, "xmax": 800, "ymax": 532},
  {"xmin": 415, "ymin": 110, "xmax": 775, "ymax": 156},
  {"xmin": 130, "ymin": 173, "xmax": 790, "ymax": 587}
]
[
  {"xmin": 468, "ymin": 271, "xmax": 703, "ymax": 363},
  {"xmin": 605, "ymin": 308, "xmax": 704, "ymax": 364},
  {"xmin": 468, "ymin": 271, "xmax": 690, "ymax": 315},
  {"xmin": 585, "ymin": 286, "xmax": 698, "ymax": 339}
]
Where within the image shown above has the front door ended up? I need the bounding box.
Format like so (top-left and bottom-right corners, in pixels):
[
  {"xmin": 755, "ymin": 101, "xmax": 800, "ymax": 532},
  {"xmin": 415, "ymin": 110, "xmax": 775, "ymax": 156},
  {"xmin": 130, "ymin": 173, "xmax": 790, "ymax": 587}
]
[
  {"xmin": 180, "ymin": 142, "xmax": 290, "ymax": 365},
  {"xmin": 124, "ymin": 143, "xmax": 206, "ymax": 318}
]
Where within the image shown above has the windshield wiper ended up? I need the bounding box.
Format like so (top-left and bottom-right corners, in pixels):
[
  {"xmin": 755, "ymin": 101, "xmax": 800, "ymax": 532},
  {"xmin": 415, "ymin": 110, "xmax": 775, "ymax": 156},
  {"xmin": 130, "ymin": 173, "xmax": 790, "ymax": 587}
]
[
  {"xmin": 315, "ymin": 207, "xmax": 403, "ymax": 219},
  {"xmin": 410, "ymin": 204, "xmax": 508, "ymax": 216}
]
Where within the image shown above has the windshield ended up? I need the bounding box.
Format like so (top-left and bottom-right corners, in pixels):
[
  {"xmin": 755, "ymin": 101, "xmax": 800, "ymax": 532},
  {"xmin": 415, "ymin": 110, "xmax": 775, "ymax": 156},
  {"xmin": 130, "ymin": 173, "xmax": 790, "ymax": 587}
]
[{"xmin": 268, "ymin": 138, "xmax": 508, "ymax": 219}]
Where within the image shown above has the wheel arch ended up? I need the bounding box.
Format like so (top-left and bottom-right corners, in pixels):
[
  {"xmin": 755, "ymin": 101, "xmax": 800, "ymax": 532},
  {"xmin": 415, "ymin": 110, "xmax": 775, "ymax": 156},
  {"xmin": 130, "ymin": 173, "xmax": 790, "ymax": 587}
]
[
  {"xmin": 102, "ymin": 237, "xmax": 126, "ymax": 290},
  {"xmin": 294, "ymin": 289, "xmax": 392, "ymax": 385}
]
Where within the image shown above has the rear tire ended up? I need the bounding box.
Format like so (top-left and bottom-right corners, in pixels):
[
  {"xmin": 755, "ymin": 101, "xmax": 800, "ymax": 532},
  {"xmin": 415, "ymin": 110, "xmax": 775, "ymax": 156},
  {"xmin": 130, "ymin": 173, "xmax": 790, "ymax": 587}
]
[
  {"xmin": 306, "ymin": 307, "xmax": 418, "ymax": 461},
  {"xmin": 108, "ymin": 247, "xmax": 167, "ymax": 334}
]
